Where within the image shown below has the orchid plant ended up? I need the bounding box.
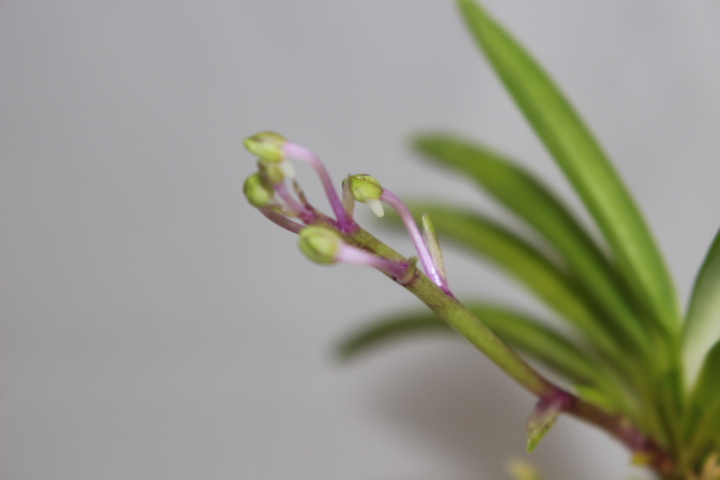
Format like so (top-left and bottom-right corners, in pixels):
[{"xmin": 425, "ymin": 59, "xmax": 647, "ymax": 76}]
[{"xmin": 243, "ymin": 1, "xmax": 720, "ymax": 479}]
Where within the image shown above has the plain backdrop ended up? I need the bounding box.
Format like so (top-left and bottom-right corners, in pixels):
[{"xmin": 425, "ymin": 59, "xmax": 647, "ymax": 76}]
[{"xmin": 3, "ymin": 1, "xmax": 720, "ymax": 479}]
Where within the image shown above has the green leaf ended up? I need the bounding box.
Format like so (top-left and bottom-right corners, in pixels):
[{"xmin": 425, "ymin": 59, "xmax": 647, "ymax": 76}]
[
  {"xmin": 690, "ymin": 339, "xmax": 720, "ymax": 415},
  {"xmin": 685, "ymin": 396, "xmax": 720, "ymax": 465},
  {"xmin": 684, "ymin": 340, "xmax": 720, "ymax": 460},
  {"xmin": 467, "ymin": 304, "xmax": 611, "ymax": 387},
  {"xmin": 388, "ymin": 202, "xmax": 625, "ymax": 359},
  {"xmin": 526, "ymin": 397, "xmax": 563, "ymax": 452},
  {"xmin": 683, "ymin": 227, "xmax": 720, "ymax": 385},
  {"xmin": 455, "ymin": 0, "xmax": 679, "ymax": 333},
  {"xmin": 337, "ymin": 314, "xmax": 455, "ymax": 360},
  {"xmin": 338, "ymin": 304, "xmax": 630, "ymax": 413},
  {"xmin": 414, "ymin": 134, "xmax": 648, "ymax": 354}
]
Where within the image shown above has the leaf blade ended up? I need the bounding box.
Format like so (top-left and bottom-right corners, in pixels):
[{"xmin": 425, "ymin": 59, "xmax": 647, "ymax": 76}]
[
  {"xmin": 455, "ymin": 0, "xmax": 679, "ymax": 332},
  {"xmin": 684, "ymin": 340, "xmax": 720, "ymax": 459},
  {"xmin": 683, "ymin": 228, "xmax": 720, "ymax": 384},
  {"xmin": 338, "ymin": 304, "xmax": 625, "ymax": 405},
  {"xmin": 337, "ymin": 314, "xmax": 455, "ymax": 360}
]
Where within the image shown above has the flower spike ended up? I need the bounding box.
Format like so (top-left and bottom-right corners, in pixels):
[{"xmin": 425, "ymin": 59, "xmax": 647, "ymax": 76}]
[
  {"xmin": 244, "ymin": 131, "xmax": 353, "ymax": 232},
  {"xmin": 283, "ymin": 141, "xmax": 354, "ymax": 232}
]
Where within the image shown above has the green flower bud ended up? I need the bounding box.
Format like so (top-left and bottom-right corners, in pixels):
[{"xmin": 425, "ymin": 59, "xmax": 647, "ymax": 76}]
[
  {"xmin": 346, "ymin": 174, "xmax": 382, "ymax": 201},
  {"xmin": 345, "ymin": 174, "xmax": 384, "ymax": 217},
  {"xmin": 258, "ymin": 161, "xmax": 287, "ymax": 185},
  {"xmin": 298, "ymin": 226, "xmax": 343, "ymax": 265},
  {"xmin": 244, "ymin": 131, "xmax": 287, "ymax": 162},
  {"xmin": 243, "ymin": 173, "xmax": 274, "ymax": 207}
]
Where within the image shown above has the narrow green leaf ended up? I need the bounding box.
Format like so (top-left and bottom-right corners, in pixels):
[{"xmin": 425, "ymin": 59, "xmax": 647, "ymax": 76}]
[
  {"xmin": 526, "ymin": 398, "xmax": 563, "ymax": 452},
  {"xmin": 690, "ymin": 339, "xmax": 720, "ymax": 414},
  {"xmin": 469, "ymin": 303, "xmax": 633, "ymax": 415},
  {"xmin": 338, "ymin": 304, "xmax": 630, "ymax": 413},
  {"xmin": 337, "ymin": 314, "xmax": 455, "ymax": 360},
  {"xmin": 414, "ymin": 133, "xmax": 648, "ymax": 354},
  {"xmin": 684, "ymin": 396, "xmax": 720, "ymax": 466},
  {"xmin": 684, "ymin": 340, "xmax": 720, "ymax": 459},
  {"xmin": 390, "ymin": 202, "xmax": 625, "ymax": 359},
  {"xmin": 574, "ymin": 385, "xmax": 623, "ymax": 414},
  {"xmin": 683, "ymin": 227, "xmax": 720, "ymax": 384},
  {"xmin": 455, "ymin": 0, "xmax": 679, "ymax": 333}
]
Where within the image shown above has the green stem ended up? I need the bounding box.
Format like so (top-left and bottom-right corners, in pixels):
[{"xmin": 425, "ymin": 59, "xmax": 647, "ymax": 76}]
[{"xmin": 405, "ymin": 268, "xmax": 555, "ymax": 396}]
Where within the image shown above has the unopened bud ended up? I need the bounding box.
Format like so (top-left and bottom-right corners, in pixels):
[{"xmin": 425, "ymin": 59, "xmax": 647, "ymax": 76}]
[
  {"xmin": 244, "ymin": 131, "xmax": 287, "ymax": 162},
  {"xmin": 259, "ymin": 161, "xmax": 291, "ymax": 185},
  {"xmin": 345, "ymin": 174, "xmax": 384, "ymax": 217},
  {"xmin": 243, "ymin": 173, "xmax": 275, "ymax": 207},
  {"xmin": 298, "ymin": 226, "xmax": 343, "ymax": 265}
]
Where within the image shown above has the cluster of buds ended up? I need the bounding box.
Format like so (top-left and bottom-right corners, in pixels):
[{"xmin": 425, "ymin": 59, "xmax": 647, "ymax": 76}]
[{"xmin": 242, "ymin": 131, "xmax": 449, "ymax": 292}]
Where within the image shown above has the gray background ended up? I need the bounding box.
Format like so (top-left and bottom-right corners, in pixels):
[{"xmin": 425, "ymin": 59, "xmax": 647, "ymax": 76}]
[{"xmin": 3, "ymin": 1, "xmax": 720, "ymax": 479}]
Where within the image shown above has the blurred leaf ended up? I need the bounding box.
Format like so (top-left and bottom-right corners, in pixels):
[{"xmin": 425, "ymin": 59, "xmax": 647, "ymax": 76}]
[
  {"xmin": 526, "ymin": 397, "xmax": 563, "ymax": 452},
  {"xmin": 339, "ymin": 304, "xmax": 630, "ymax": 413},
  {"xmin": 686, "ymin": 397, "xmax": 720, "ymax": 470},
  {"xmin": 455, "ymin": 0, "xmax": 679, "ymax": 334},
  {"xmin": 684, "ymin": 227, "xmax": 720, "ymax": 385},
  {"xmin": 684, "ymin": 341, "xmax": 720, "ymax": 463},
  {"xmin": 467, "ymin": 304, "xmax": 613, "ymax": 388},
  {"xmin": 337, "ymin": 314, "xmax": 455, "ymax": 360},
  {"xmin": 693, "ymin": 340, "xmax": 720, "ymax": 412},
  {"xmin": 414, "ymin": 134, "xmax": 648, "ymax": 354},
  {"xmin": 574, "ymin": 384, "xmax": 624, "ymax": 414}
]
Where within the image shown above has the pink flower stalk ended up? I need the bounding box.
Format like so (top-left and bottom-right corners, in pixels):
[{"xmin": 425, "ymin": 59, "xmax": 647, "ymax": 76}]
[
  {"xmin": 259, "ymin": 207, "xmax": 304, "ymax": 234},
  {"xmin": 283, "ymin": 142, "xmax": 354, "ymax": 233},
  {"xmin": 274, "ymin": 182, "xmax": 317, "ymax": 224},
  {"xmin": 335, "ymin": 244, "xmax": 410, "ymax": 280},
  {"xmin": 380, "ymin": 189, "xmax": 449, "ymax": 292}
]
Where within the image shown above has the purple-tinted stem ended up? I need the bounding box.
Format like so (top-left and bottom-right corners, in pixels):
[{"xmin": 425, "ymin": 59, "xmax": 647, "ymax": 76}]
[
  {"xmin": 259, "ymin": 207, "xmax": 304, "ymax": 233},
  {"xmin": 380, "ymin": 189, "xmax": 449, "ymax": 292},
  {"xmin": 283, "ymin": 142, "xmax": 354, "ymax": 233},
  {"xmin": 539, "ymin": 387, "xmax": 574, "ymax": 411},
  {"xmin": 275, "ymin": 182, "xmax": 305, "ymax": 213},
  {"xmin": 337, "ymin": 244, "xmax": 408, "ymax": 279},
  {"xmin": 275, "ymin": 182, "xmax": 316, "ymax": 224}
]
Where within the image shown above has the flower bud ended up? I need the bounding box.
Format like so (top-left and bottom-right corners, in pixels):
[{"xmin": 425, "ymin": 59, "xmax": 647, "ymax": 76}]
[
  {"xmin": 244, "ymin": 131, "xmax": 287, "ymax": 162},
  {"xmin": 259, "ymin": 161, "xmax": 290, "ymax": 185},
  {"xmin": 298, "ymin": 226, "xmax": 343, "ymax": 265},
  {"xmin": 243, "ymin": 173, "xmax": 274, "ymax": 207},
  {"xmin": 345, "ymin": 174, "xmax": 384, "ymax": 217}
]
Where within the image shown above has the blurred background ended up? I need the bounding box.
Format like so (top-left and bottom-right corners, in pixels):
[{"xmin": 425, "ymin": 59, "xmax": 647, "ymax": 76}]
[{"xmin": 3, "ymin": 1, "xmax": 720, "ymax": 479}]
